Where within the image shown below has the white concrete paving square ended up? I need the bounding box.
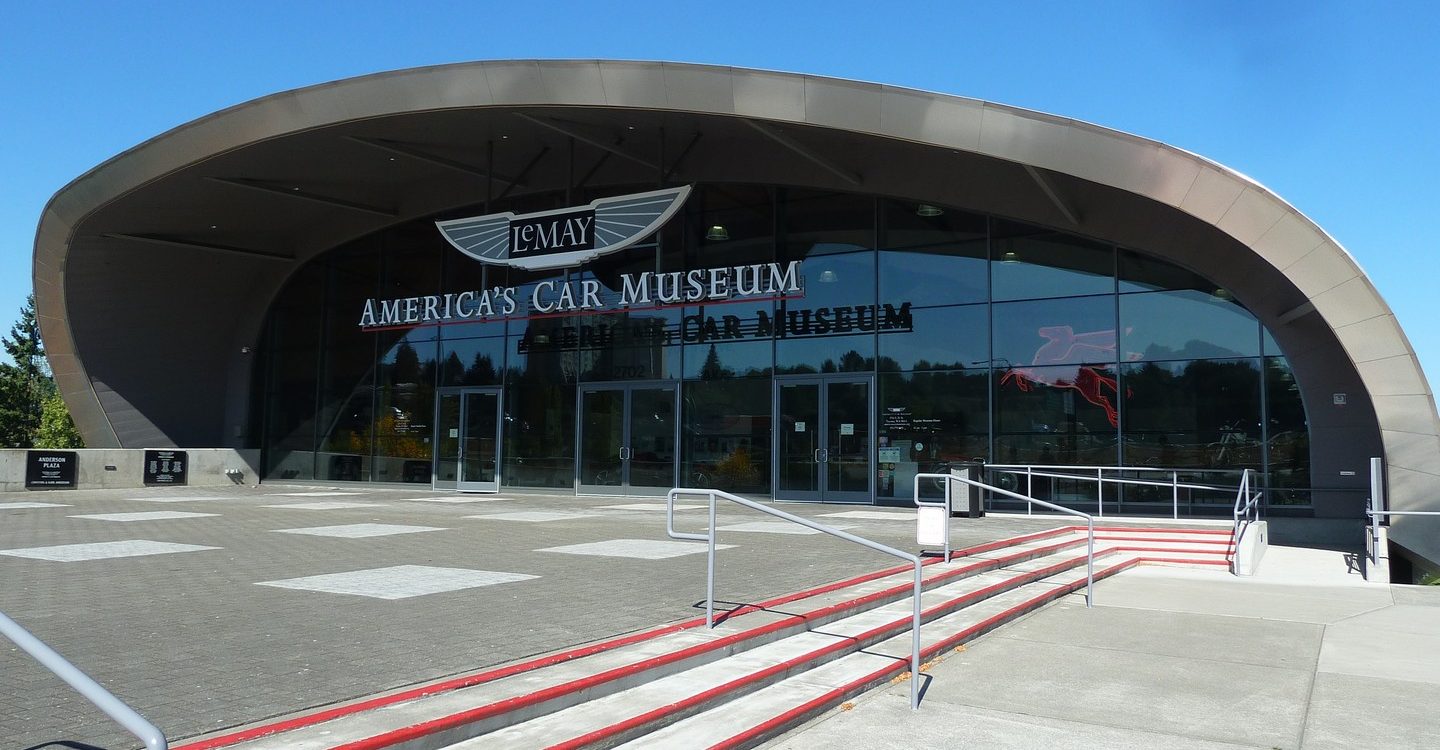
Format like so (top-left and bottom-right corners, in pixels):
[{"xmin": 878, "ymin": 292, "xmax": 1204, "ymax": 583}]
[
  {"xmin": 129, "ymin": 495, "xmax": 230, "ymax": 503},
  {"xmin": 538, "ymin": 538, "xmax": 737, "ymax": 560},
  {"xmin": 467, "ymin": 511, "xmax": 598, "ymax": 522},
  {"xmin": 403, "ymin": 496, "xmax": 496, "ymax": 503},
  {"xmin": 0, "ymin": 502, "xmax": 69, "ymax": 509},
  {"xmin": 715, "ymin": 521, "xmax": 857, "ymax": 535},
  {"xmin": 263, "ymin": 502, "xmax": 388, "ymax": 510},
  {"xmin": 256, "ymin": 565, "xmax": 537, "ymax": 600},
  {"xmin": 265, "ymin": 491, "xmax": 369, "ymax": 497},
  {"xmin": 69, "ymin": 511, "xmax": 220, "ymax": 522},
  {"xmin": 600, "ymin": 503, "xmax": 705, "ymax": 511},
  {"xmin": 0, "ymin": 540, "xmax": 220, "ymax": 562},
  {"xmin": 820, "ymin": 510, "xmax": 916, "ymax": 520},
  {"xmin": 274, "ymin": 523, "xmax": 448, "ymax": 539}
]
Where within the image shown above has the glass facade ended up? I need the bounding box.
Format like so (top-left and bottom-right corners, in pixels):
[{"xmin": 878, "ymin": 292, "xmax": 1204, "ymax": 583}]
[{"xmin": 255, "ymin": 183, "xmax": 1310, "ymax": 511}]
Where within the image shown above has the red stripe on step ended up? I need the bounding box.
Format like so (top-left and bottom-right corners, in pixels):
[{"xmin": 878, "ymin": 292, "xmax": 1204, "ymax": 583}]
[
  {"xmin": 325, "ymin": 540, "xmax": 1100, "ymax": 750},
  {"xmin": 1094, "ymin": 535, "xmax": 1234, "ymax": 545},
  {"xmin": 1085, "ymin": 525, "xmax": 1235, "ymax": 535},
  {"xmin": 177, "ymin": 527, "xmax": 1077, "ymax": 749}
]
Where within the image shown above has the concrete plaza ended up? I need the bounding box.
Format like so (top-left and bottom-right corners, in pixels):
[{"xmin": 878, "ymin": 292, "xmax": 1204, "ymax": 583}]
[{"xmin": 3, "ymin": 482, "xmax": 1432, "ymax": 750}]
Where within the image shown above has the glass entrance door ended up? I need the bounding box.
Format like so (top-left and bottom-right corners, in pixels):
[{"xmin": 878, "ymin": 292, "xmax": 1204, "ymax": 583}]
[
  {"xmin": 457, "ymin": 389, "xmax": 501, "ymax": 492},
  {"xmin": 775, "ymin": 376, "xmax": 873, "ymax": 502},
  {"xmin": 577, "ymin": 383, "xmax": 678, "ymax": 495}
]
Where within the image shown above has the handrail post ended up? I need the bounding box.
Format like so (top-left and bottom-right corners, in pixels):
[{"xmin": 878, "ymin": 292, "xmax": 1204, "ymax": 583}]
[
  {"xmin": 1171, "ymin": 471, "xmax": 1179, "ymax": 519},
  {"xmin": 1026, "ymin": 466, "xmax": 1033, "ymax": 515},
  {"xmin": 706, "ymin": 491, "xmax": 717, "ymax": 628},
  {"xmin": 943, "ymin": 476, "xmax": 952, "ymax": 561},
  {"xmin": 911, "ymin": 561, "xmax": 922, "ymax": 709},
  {"xmin": 1085, "ymin": 516, "xmax": 1094, "ymax": 608},
  {"xmin": 1096, "ymin": 467, "xmax": 1104, "ymax": 517}
]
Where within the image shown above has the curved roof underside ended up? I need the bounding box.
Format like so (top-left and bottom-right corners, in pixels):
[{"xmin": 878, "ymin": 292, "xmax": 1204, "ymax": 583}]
[{"xmin": 34, "ymin": 60, "xmax": 1440, "ymax": 559}]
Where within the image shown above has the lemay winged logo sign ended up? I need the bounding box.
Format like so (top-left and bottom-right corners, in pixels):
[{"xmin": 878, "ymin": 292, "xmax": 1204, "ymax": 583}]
[
  {"xmin": 436, "ymin": 186, "xmax": 692, "ymax": 270},
  {"xmin": 357, "ymin": 184, "xmax": 912, "ymax": 340}
]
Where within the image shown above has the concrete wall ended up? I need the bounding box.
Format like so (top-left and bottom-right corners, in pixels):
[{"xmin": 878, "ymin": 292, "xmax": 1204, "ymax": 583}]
[{"xmin": 0, "ymin": 448, "xmax": 261, "ymax": 492}]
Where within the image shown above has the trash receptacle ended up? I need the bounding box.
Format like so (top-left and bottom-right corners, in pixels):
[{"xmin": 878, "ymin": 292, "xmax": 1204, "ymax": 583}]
[{"xmin": 949, "ymin": 462, "xmax": 985, "ymax": 518}]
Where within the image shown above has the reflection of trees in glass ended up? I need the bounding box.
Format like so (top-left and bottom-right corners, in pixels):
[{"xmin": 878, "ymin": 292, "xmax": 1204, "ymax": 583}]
[
  {"xmin": 776, "ymin": 349, "xmax": 874, "ymax": 376},
  {"xmin": 392, "ymin": 342, "xmax": 420, "ymax": 384},
  {"xmin": 467, "ymin": 353, "xmax": 498, "ymax": 384},
  {"xmin": 683, "ymin": 380, "xmax": 770, "ymax": 493},
  {"xmin": 1265, "ymin": 356, "xmax": 1310, "ymax": 497},
  {"xmin": 1120, "ymin": 359, "xmax": 1261, "ymax": 469},
  {"xmin": 699, "ymin": 344, "xmax": 733, "ymax": 380}
]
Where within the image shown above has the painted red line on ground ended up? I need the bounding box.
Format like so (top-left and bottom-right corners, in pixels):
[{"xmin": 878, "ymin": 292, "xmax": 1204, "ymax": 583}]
[{"xmin": 176, "ymin": 527, "xmax": 1078, "ymax": 749}]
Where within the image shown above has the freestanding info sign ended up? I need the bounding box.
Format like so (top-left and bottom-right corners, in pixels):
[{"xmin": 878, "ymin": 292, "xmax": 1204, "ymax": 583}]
[
  {"xmin": 25, "ymin": 451, "xmax": 77, "ymax": 489},
  {"xmin": 143, "ymin": 450, "xmax": 188, "ymax": 486}
]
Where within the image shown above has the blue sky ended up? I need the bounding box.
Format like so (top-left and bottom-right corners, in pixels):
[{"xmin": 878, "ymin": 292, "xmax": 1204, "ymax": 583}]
[{"xmin": 3, "ymin": 1, "xmax": 1437, "ymax": 383}]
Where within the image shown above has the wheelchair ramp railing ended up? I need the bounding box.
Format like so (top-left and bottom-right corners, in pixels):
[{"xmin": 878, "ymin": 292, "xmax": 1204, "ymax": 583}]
[
  {"xmin": 666, "ymin": 487, "xmax": 926, "ymax": 709},
  {"xmin": 914, "ymin": 471, "xmax": 1095, "ymax": 608},
  {"xmin": 1, "ymin": 609, "xmax": 166, "ymax": 749}
]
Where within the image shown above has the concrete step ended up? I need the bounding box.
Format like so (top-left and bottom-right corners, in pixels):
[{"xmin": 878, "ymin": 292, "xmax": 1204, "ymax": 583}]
[
  {"xmin": 177, "ymin": 527, "xmax": 1231, "ymax": 750},
  {"xmin": 611, "ymin": 559, "xmax": 1141, "ymax": 750},
  {"xmin": 450, "ymin": 549, "xmax": 1110, "ymax": 748},
  {"xmin": 178, "ymin": 528, "xmax": 1086, "ymax": 750}
]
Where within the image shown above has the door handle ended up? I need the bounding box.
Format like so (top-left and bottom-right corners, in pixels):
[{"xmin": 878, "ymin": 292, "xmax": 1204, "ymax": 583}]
[
  {"xmin": 813, "ymin": 448, "xmax": 822, "ymax": 464},
  {"xmin": 619, "ymin": 446, "xmax": 631, "ymax": 460}
]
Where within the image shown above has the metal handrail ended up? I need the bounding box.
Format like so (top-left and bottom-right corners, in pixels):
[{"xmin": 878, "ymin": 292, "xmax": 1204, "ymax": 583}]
[
  {"xmin": 0, "ymin": 610, "xmax": 166, "ymax": 749},
  {"xmin": 984, "ymin": 464, "xmax": 1250, "ymax": 519},
  {"xmin": 920, "ymin": 473, "xmax": 1094, "ymax": 608},
  {"xmin": 666, "ymin": 488, "xmax": 926, "ymax": 710},
  {"xmin": 1365, "ymin": 503, "xmax": 1440, "ymax": 559},
  {"xmin": 1230, "ymin": 469, "xmax": 1263, "ymax": 573}
]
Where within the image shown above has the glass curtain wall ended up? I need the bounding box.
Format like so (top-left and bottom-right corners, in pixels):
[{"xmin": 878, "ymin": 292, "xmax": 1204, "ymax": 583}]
[{"xmin": 255, "ymin": 183, "xmax": 1311, "ymax": 509}]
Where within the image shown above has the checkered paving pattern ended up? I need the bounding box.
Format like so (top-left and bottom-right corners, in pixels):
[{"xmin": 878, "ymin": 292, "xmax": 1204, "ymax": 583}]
[{"xmin": 0, "ymin": 483, "xmax": 1068, "ymax": 749}]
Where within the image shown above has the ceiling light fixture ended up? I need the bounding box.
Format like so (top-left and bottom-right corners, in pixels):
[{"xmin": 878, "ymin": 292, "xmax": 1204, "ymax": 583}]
[
  {"xmin": 705, "ymin": 225, "xmax": 730, "ymax": 241},
  {"xmin": 916, "ymin": 204, "xmax": 945, "ymax": 217},
  {"xmin": 1000, "ymin": 251, "xmax": 1020, "ymax": 264},
  {"xmin": 818, "ymin": 269, "xmax": 839, "ymax": 283}
]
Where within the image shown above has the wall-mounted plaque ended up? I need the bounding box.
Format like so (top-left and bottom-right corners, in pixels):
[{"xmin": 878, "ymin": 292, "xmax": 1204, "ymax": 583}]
[
  {"xmin": 144, "ymin": 449, "xmax": 188, "ymax": 486},
  {"xmin": 26, "ymin": 451, "xmax": 77, "ymax": 489}
]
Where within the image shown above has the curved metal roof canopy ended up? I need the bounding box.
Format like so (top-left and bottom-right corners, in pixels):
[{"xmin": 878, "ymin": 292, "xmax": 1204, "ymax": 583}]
[{"xmin": 34, "ymin": 60, "xmax": 1440, "ymax": 564}]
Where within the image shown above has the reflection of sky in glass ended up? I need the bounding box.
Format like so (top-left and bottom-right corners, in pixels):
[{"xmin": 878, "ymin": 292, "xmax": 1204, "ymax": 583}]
[
  {"xmin": 992, "ymin": 296, "xmax": 1117, "ymax": 367},
  {"xmin": 775, "ymin": 334, "xmax": 875, "ymax": 374},
  {"xmin": 879, "ymin": 305, "xmax": 986, "ymax": 371},
  {"xmin": 1120, "ymin": 290, "xmax": 1260, "ymax": 360},
  {"xmin": 879, "ymin": 246, "xmax": 986, "ymax": 305}
]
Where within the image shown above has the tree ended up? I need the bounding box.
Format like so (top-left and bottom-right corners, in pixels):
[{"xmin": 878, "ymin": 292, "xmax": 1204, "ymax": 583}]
[
  {"xmin": 0, "ymin": 294, "xmax": 80, "ymax": 448},
  {"xmin": 35, "ymin": 393, "xmax": 83, "ymax": 448}
]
